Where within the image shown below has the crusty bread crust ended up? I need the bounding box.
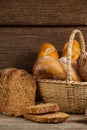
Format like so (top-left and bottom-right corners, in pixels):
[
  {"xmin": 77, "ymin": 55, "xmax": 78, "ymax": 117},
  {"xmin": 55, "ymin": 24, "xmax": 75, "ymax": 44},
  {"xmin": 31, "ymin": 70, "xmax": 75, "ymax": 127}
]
[
  {"xmin": 0, "ymin": 69, "xmax": 36, "ymax": 116},
  {"xmin": 23, "ymin": 103, "xmax": 59, "ymax": 115},
  {"xmin": 24, "ymin": 112, "xmax": 69, "ymax": 123}
]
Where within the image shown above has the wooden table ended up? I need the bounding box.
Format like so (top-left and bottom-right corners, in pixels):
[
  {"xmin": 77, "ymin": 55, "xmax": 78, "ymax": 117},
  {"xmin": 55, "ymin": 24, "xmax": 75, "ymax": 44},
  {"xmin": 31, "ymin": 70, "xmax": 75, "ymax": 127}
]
[{"xmin": 0, "ymin": 114, "xmax": 87, "ymax": 130}]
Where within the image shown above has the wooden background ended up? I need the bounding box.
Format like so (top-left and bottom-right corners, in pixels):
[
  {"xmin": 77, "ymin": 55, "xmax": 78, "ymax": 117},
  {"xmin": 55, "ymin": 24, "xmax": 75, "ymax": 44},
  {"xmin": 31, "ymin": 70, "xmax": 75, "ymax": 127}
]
[{"xmin": 0, "ymin": 0, "xmax": 87, "ymax": 73}]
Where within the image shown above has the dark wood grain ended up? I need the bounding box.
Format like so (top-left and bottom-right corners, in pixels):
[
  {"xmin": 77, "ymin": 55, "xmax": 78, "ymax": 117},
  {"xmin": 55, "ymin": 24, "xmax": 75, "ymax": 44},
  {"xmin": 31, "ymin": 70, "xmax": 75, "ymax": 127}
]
[
  {"xmin": 0, "ymin": 27, "xmax": 86, "ymax": 72},
  {"xmin": 0, "ymin": 0, "xmax": 87, "ymax": 25},
  {"xmin": 0, "ymin": 114, "xmax": 86, "ymax": 130}
]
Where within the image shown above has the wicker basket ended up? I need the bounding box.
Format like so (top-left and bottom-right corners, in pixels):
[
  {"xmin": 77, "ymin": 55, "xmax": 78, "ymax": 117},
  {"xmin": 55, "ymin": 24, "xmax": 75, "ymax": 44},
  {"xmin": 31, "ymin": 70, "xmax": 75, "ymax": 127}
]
[{"xmin": 37, "ymin": 29, "xmax": 87, "ymax": 114}]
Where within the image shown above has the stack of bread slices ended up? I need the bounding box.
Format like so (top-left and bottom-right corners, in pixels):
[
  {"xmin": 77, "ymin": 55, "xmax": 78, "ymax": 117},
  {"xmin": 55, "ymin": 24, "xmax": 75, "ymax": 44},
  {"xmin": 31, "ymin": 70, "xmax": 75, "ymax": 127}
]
[{"xmin": 23, "ymin": 103, "xmax": 69, "ymax": 123}]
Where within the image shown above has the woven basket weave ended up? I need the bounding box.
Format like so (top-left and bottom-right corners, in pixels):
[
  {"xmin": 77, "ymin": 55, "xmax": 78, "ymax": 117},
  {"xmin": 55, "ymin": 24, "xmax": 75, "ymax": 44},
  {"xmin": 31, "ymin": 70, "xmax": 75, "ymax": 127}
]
[{"xmin": 37, "ymin": 29, "xmax": 87, "ymax": 114}]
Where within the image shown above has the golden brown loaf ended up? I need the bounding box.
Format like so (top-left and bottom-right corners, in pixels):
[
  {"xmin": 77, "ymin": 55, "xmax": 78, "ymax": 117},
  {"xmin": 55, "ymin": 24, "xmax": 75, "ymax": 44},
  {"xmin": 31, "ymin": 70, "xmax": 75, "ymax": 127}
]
[
  {"xmin": 23, "ymin": 103, "xmax": 59, "ymax": 115},
  {"xmin": 62, "ymin": 40, "xmax": 81, "ymax": 61},
  {"xmin": 24, "ymin": 112, "xmax": 69, "ymax": 123},
  {"xmin": 0, "ymin": 68, "xmax": 36, "ymax": 116},
  {"xmin": 33, "ymin": 56, "xmax": 81, "ymax": 81},
  {"xmin": 37, "ymin": 43, "xmax": 59, "ymax": 60}
]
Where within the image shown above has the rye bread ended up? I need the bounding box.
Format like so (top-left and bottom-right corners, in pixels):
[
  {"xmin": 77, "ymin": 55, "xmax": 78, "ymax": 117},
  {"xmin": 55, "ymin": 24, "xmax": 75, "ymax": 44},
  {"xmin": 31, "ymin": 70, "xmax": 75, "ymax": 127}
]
[
  {"xmin": 23, "ymin": 103, "xmax": 59, "ymax": 115},
  {"xmin": 0, "ymin": 69, "xmax": 36, "ymax": 116},
  {"xmin": 24, "ymin": 112, "xmax": 69, "ymax": 123}
]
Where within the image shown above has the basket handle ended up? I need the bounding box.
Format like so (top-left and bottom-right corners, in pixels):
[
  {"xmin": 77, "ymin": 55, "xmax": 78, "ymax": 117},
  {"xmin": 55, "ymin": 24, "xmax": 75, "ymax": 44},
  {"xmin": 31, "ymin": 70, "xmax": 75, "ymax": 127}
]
[{"xmin": 67, "ymin": 29, "xmax": 86, "ymax": 82}]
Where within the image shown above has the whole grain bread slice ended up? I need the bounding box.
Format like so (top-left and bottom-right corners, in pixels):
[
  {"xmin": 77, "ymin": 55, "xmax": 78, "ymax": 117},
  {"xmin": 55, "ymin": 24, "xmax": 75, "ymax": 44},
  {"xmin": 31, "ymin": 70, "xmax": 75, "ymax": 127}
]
[
  {"xmin": 0, "ymin": 68, "xmax": 17, "ymax": 113},
  {"xmin": 24, "ymin": 112, "xmax": 69, "ymax": 123},
  {"xmin": 23, "ymin": 103, "xmax": 59, "ymax": 115}
]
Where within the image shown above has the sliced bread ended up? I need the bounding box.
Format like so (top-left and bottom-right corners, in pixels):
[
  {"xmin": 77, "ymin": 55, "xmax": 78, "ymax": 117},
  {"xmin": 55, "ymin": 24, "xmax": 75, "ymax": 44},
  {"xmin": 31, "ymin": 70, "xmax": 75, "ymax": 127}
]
[
  {"xmin": 23, "ymin": 103, "xmax": 59, "ymax": 115},
  {"xmin": 24, "ymin": 112, "xmax": 69, "ymax": 123},
  {"xmin": 0, "ymin": 69, "xmax": 36, "ymax": 116}
]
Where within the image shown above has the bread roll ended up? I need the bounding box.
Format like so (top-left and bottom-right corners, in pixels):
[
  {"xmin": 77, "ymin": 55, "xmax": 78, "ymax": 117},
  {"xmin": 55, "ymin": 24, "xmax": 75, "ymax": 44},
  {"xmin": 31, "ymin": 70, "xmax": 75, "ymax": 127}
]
[
  {"xmin": 37, "ymin": 43, "xmax": 59, "ymax": 60},
  {"xmin": 62, "ymin": 40, "xmax": 81, "ymax": 61},
  {"xmin": 33, "ymin": 56, "xmax": 81, "ymax": 81}
]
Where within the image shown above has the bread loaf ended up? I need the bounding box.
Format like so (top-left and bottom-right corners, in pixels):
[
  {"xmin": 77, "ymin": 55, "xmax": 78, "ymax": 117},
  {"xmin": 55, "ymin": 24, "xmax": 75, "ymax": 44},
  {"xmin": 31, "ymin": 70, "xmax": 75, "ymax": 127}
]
[
  {"xmin": 0, "ymin": 69, "xmax": 36, "ymax": 116},
  {"xmin": 24, "ymin": 112, "xmax": 69, "ymax": 123},
  {"xmin": 62, "ymin": 40, "xmax": 81, "ymax": 61},
  {"xmin": 77, "ymin": 52, "xmax": 87, "ymax": 81},
  {"xmin": 33, "ymin": 56, "xmax": 66, "ymax": 80},
  {"xmin": 23, "ymin": 103, "xmax": 59, "ymax": 115},
  {"xmin": 59, "ymin": 57, "xmax": 81, "ymax": 81},
  {"xmin": 37, "ymin": 43, "xmax": 59, "ymax": 60},
  {"xmin": 33, "ymin": 56, "xmax": 81, "ymax": 81}
]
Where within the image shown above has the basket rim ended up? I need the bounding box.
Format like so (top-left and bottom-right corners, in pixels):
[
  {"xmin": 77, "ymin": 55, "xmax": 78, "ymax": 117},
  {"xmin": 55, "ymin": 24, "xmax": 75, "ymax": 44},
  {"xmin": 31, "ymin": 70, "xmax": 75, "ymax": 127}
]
[{"xmin": 37, "ymin": 78, "xmax": 87, "ymax": 85}]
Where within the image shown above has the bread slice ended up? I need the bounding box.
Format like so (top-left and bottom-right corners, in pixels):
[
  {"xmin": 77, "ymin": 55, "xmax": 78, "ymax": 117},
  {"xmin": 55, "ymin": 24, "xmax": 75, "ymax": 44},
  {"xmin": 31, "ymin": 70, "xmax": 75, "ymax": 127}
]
[
  {"xmin": 0, "ymin": 68, "xmax": 17, "ymax": 113},
  {"xmin": 23, "ymin": 103, "xmax": 59, "ymax": 115},
  {"xmin": 24, "ymin": 112, "xmax": 69, "ymax": 123},
  {"xmin": 0, "ymin": 69, "xmax": 36, "ymax": 117}
]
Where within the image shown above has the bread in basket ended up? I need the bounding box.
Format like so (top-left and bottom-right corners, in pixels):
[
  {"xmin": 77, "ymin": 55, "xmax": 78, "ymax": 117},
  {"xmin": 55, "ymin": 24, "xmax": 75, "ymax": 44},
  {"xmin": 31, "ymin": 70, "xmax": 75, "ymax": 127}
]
[{"xmin": 36, "ymin": 29, "xmax": 87, "ymax": 114}]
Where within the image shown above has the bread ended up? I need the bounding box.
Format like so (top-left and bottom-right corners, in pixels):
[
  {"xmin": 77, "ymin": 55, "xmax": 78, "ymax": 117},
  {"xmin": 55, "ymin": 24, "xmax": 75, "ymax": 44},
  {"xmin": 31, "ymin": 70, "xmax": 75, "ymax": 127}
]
[
  {"xmin": 37, "ymin": 43, "xmax": 59, "ymax": 60},
  {"xmin": 23, "ymin": 103, "xmax": 59, "ymax": 115},
  {"xmin": 0, "ymin": 68, "xmax": 17, "ymax": 113},
  {"xmin": 62, "ymin": 40, "xmax": 81, "ymax": 61},
  {"xmin": 77, "ymin": 52, "xmax": 87, "ymax": 81},
  {"xmin": 33, "ymin": 56, "xmax": 66, "ymax": 80},
  {"xmin": 0, "ymin": 69, "xmax": 36, "ymax": 116},
  {"xmin": 33, "ymin": 56, "xmax": 81, "ymax": 81},
  {"xmin": 59, "ymin": 57, "xmax": 81, "ymax": 81},
  {"xmin": 1, "ymin": 68, "xmax": 17, "ymax": 86},
  {"xmin": 24, "ymin": 112, "xmax": 69, "ymax": 123}
]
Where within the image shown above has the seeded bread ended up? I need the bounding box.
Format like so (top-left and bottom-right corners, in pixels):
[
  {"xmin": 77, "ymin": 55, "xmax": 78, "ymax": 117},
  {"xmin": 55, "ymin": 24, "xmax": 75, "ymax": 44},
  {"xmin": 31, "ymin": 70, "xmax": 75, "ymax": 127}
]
[
  {"xmin": 24, "ymin": 112, "xmax": 69, "ymax": 123},
  {"xmin": 23, "ymin": 103, "xmax": 59, "ymax": 115},
  {"xmin": 0, "ymin": 69, "xmax": 36, "ymax": 116}
]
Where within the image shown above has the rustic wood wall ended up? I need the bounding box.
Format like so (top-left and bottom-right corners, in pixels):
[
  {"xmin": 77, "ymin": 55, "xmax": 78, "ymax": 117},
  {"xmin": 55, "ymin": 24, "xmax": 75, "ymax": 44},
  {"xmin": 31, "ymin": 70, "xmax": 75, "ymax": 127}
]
[{"xmin": 0, "ymin": 0, "xmax": 87, "ymax": 72}]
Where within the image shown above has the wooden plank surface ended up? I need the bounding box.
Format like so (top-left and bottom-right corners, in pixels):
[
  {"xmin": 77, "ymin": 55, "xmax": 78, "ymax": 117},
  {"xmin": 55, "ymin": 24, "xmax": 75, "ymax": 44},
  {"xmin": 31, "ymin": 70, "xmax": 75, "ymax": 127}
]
[
  {"xmin": 0, "ymin": 114, "xmax": 87, "ymax": 130},
  {"xmin": 0, "ymin": 27, "xmax": 87, "ymax": 72},
  {"xmin": 0, "ymin": 0, "xmax": 87, "ymax": 25}
]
